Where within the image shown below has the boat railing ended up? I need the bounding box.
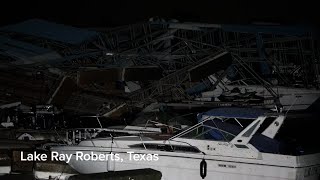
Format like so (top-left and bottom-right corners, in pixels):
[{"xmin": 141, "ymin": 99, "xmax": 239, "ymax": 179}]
[
  {"xmin": 65, "ymin": 117, "xmax": 188, "ymax": 145},
  {"xmin": 169, "ymin": 116, "xmax": 224, "ymax": 140},
  {"xmin": 66, "ymin": 128, "xmax": 102, "ymax": 145},
  {"xmin": 65, "ymin": 125, "xmax": 166, "ymax": 145},
  {"xmin": 65, "ymin": 128, "xmax": 133, "ymax": 145}
]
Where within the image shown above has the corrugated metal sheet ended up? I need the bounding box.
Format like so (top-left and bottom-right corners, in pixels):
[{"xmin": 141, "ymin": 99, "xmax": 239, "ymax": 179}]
[
  {"xmin": 0, "ymin": 35, "xmax": 61, "ymax": 64},
  {"xmin": 0, "ymin": 19, "xmax": 98, "ymax": 45}
]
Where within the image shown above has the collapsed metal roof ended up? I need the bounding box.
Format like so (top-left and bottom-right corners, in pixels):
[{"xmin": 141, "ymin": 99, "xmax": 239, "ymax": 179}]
[
  {"xmin": 166, "ymin": 22, "xmax": 312, "ymax": 36},
  {"xmin": 0, "ymin": 35, "xmax": 61, "ymax": 64},
  {"xmin": 0, "ymin": 18, "xmax": 319, "ymax": 114},
  {"xmin": 0, "ymin": 19, "xmax": 99, "ymax": 45}
]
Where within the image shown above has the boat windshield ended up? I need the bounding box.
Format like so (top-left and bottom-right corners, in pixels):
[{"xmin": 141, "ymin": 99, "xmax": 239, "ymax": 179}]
[{"xmin": 180, "ymin": 120, "xmax": 236, "ymax": 141}]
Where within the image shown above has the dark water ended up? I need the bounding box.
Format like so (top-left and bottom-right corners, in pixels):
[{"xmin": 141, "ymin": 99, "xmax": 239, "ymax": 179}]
[{"xmin": 1, "ymin": 174, "xmax": 34, "ymax": 180}]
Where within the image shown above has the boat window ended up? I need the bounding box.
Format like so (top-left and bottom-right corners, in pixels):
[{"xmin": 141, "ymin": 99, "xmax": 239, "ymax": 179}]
[
  {"xmin": 234, "ymin": 144, "xmax": 249, "ymax": 149},
  {"xmin": 257, "ymin": 117, "xmax": 276, "ymax": 133},
  {"xmin": 180, "ymin": 124, "xmax": 236, "ymax": 142},
  {"xmin": 129, "ymin": 144, "xmax": 200, "ymax": 153},
  {"xmin": 242, "ymin": 120, "xmax": 260, "ymax": 137}
]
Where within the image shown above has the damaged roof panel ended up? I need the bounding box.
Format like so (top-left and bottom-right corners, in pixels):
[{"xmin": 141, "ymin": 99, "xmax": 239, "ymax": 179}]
[
  {"xmin": 0, "ymin": 35, "xmax": 61, "ymax": 64},
  {"xmin": 0, "ymin": 19, "xmax": 99, "ymax": 45}
]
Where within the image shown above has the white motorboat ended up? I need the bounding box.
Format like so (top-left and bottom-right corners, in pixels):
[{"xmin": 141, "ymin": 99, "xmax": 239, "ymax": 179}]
[
  {"xmin": 52, "ymin": 108, "xmax": 320, "ymax": 180},
  {"xmin": 199, "ymin": 78, "xmax": 320, "ymax": 110}
]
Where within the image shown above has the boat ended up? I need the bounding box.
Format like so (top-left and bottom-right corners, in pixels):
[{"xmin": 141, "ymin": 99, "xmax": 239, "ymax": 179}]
[
  {"xmin": 199, "ymin": 78, "xmax": 320, "ymax": 111},
  {"xmin": 64, "ymin": 118, "xmax": 181, "ymax": 145},
  {"xmin": 52, "ymin": 108, "xmax": 320, "ymax": 180},
  {"xmin": 0, "ymin": 153, "xmax": 10, "ymax": 175}
]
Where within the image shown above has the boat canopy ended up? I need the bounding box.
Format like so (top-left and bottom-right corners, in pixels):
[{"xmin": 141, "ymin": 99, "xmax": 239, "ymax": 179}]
[{"xmin": 197, "ymin": 107, "xmax": 269, "ymax": 120}]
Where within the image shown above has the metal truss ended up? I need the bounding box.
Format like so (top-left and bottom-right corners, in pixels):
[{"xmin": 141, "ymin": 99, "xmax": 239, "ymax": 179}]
[
  {"xmin": 62, "ymin": 20, "xmax": 320, "ymax": 107},
  {"xmin": 2, "ymin": 19, "xmax": 319, "ymax": 110}
]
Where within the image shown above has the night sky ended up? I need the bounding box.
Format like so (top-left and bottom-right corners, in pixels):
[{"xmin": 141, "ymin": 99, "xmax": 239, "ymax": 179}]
[{"xmin": 1, "ymin": 0, "xmax": 319, "ymax": 27}]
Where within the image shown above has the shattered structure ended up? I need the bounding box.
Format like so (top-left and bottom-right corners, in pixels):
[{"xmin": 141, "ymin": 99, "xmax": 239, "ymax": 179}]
[{"xmin": 0, "ymin": 18, "xmax": 319, "ymax": 115}]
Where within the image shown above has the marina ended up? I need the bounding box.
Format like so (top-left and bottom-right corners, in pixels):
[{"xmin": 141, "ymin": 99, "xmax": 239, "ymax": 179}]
[{"xmin": 1, "ymin": 3, "xmax": 320, "ymax": 179}]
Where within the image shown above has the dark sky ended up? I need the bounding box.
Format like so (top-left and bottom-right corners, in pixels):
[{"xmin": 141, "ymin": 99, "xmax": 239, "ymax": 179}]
[{"xmin": 0, "ymin": 0, "xmax": 319, "ymax": 27}]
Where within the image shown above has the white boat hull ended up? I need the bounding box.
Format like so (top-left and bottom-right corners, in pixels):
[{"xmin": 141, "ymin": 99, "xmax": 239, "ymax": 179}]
[
  {"xmin": 55, "ymin": 149, "xmax": 320, "ymax": 180},
  {"xmin": 51, "ymin": 110, "xmax": 320, "ymax": 180}
]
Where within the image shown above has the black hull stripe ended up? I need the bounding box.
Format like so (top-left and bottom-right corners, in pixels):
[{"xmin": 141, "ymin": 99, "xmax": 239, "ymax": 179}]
[{"xmin": 61, "ymin": 149, "xmax": 320, "ymax": 169}]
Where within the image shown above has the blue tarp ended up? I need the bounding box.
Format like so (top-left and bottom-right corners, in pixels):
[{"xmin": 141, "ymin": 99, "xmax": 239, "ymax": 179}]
[
  {"xmin": 198, "ymin": 107, "xmax": 268, "ymax": 120},
  {"xmin": 0, "ymin": 19, "xmax": 99, "ymax": 45}
]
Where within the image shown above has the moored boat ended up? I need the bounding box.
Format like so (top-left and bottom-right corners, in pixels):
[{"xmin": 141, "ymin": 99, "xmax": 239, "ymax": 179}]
[{"xmin": 52, "ymin": 108, "xmax": 320, "ymax": 180}]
